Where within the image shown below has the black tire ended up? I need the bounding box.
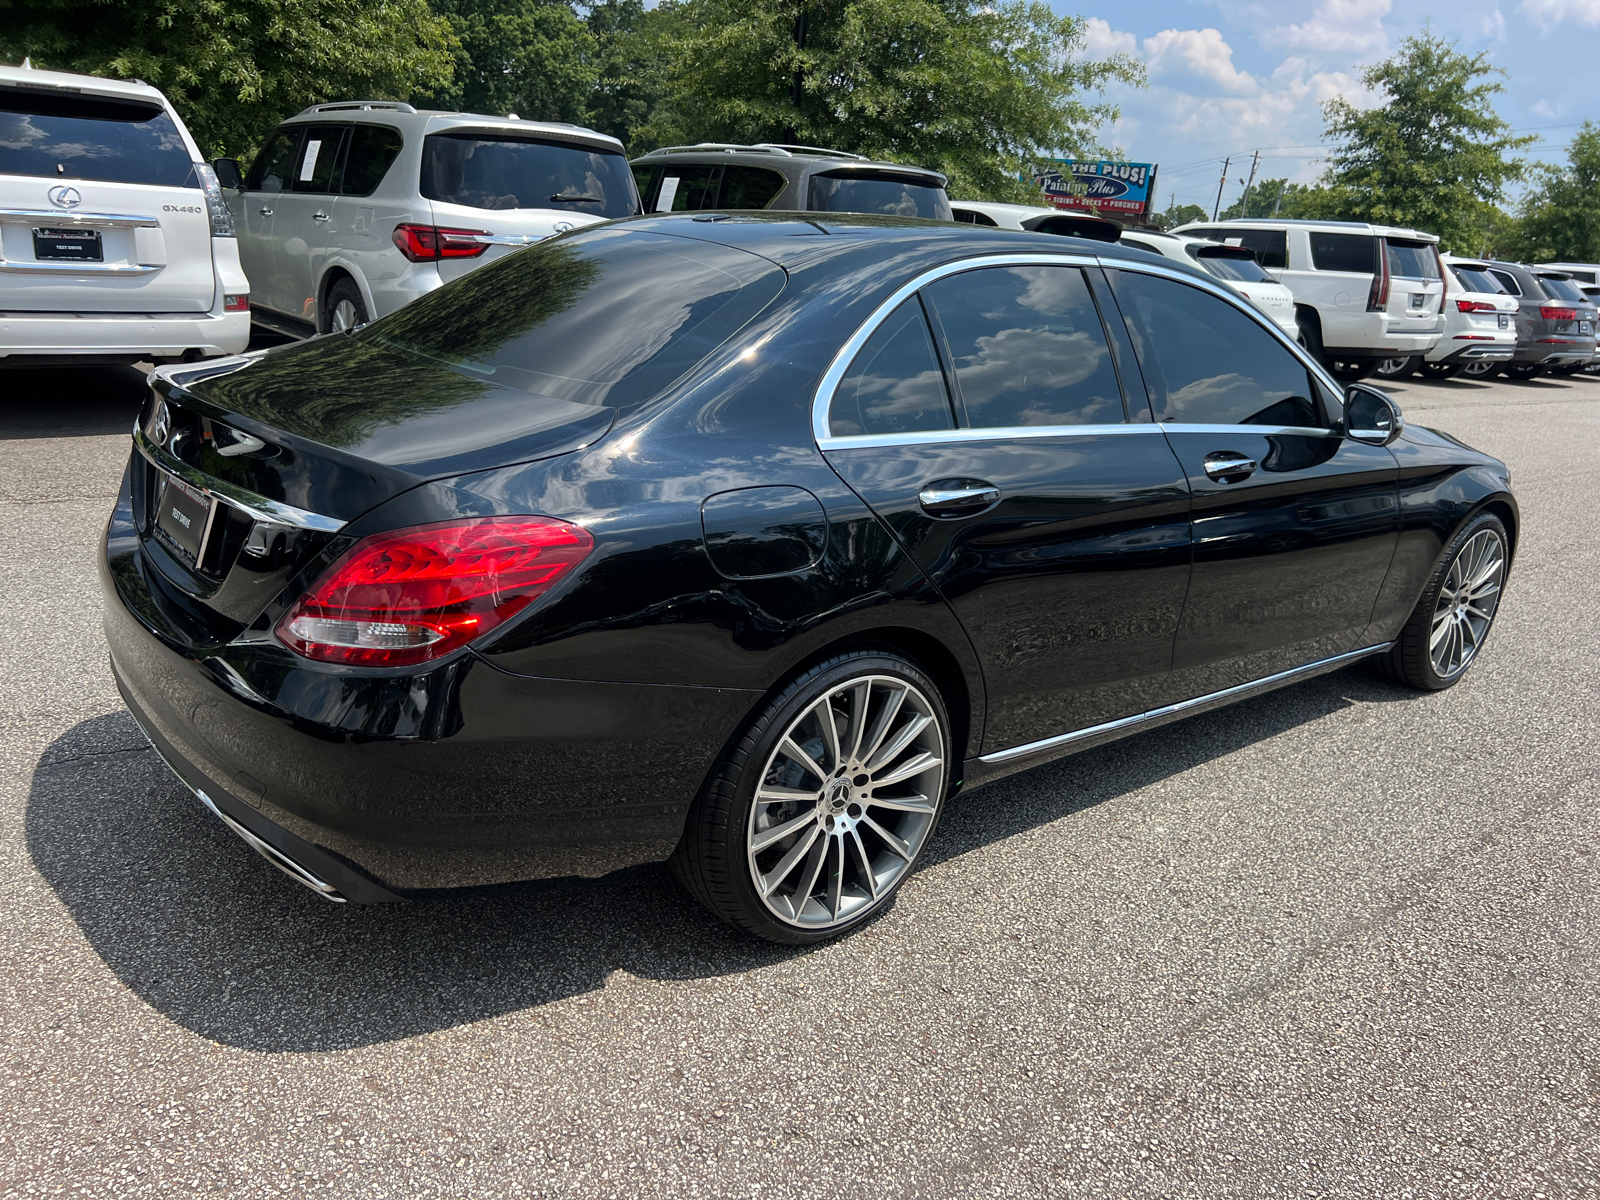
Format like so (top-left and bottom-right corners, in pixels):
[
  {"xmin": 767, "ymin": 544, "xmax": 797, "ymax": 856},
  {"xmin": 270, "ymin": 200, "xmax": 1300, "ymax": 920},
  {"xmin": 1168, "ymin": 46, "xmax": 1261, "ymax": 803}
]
[
  {"xmin": 1330, "ymin": 360, "xmax": 1375, "ymax": 381},
  {"xmin": 1505, "ymin": 363, "xmax": 1545, "ymax": 381},
  {"xmin": 1296, "ymin": 310, "xmax": 1324, "ymax": 363},
  {"xmin": 671, "ymin": 650, "xmax": 952, "ymax": 944},
  {"xmin": 1547, "ymin": 362, "xmax": 1582, "ymax": 376},
  {"xmin": 1420, "ymin": 361, "xmax": 1461, "ymax": 380},
  {"xmin": 1380, "ymin": 511, "xmax": 1509, "ymax": 691},
  {"xmin": 321, "ymin": 277, "xmax": 368, "ymax": 334}
]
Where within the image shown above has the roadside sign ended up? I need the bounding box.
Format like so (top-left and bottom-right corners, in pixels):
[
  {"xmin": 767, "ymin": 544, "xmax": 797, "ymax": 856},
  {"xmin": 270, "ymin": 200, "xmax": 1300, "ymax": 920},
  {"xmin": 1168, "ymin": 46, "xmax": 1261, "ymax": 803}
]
[{"xmin": 1030, "ymin": 160, "xmax": 1158, "ymax": 218}]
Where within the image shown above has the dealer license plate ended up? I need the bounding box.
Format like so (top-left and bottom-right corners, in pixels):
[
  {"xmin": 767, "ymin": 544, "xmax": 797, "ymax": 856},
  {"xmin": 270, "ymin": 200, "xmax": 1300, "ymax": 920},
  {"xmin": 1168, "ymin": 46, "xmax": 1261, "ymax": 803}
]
[
  {"xmin": 1498, "ymin": 314, "xmax": 1509, "ymax": 329},
  {"xmin": 1582, "ymin": 320, "xmax": 1594, "ymax": 336},
  {"xmin": 154, "ymin": 470, "xmax": 216, "ymax": 566},
  {"xmin": 33, "ymin": 227, "xmax": 103, "ymax": 262}
]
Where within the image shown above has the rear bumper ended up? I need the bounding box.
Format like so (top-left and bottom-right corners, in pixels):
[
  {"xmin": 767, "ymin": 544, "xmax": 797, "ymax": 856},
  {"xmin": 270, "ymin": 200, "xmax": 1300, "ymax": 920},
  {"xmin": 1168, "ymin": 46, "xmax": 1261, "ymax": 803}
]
[
  {"xmin": 1326, "ymin": 332, "xmax": 1440, "ymax": 359},
  {"xmin": 100, "ymin": 495, "xmax": 759, "ymax": 897},
  {"xmin": 0, "ymin": 308, "xmax": 250, "ymax": 360},
  {"xmin": 1426, "ymin": 337, "xmax": 1517, "ymax": 365}
]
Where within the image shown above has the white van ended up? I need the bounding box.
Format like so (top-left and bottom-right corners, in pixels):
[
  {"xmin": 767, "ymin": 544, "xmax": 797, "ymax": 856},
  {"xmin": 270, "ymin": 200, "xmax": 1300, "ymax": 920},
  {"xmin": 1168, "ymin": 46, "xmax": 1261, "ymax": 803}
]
[
  {"xmin": 0, "ymin": 62, "xmax": 250, "ymax": 365},
  {"xmin": 1173, "ymin": 218, "xmax": 1445, "ymax": 379},
  {"xmin": 219, "ymin": 102, "xmax": 635, "ymax": 334}
]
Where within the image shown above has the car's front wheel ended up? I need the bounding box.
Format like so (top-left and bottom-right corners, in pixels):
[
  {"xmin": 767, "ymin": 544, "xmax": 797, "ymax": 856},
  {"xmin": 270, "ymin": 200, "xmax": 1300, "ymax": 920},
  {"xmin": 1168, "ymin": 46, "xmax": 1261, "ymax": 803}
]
[
  {"xmin": 1381, "ymin": 511, "xmax": 1509, "ymax": 690},
  {"xmin": 672, "ymin": 651, "xmax": 951, "ymax": 943}
]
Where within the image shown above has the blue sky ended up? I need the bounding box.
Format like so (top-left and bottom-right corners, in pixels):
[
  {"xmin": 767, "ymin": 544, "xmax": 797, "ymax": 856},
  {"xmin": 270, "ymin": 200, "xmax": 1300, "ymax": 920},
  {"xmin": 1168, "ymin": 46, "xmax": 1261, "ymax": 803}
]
[{"xmin": 1054, "ymin": 0, "xmax": 1598, "ymax": 213}]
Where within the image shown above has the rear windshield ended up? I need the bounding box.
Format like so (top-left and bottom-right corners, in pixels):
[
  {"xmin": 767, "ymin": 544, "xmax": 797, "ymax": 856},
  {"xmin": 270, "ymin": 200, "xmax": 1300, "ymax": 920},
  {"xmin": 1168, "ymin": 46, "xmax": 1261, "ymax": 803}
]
[
  {"xmin": 1537, "ymin": 275, "xmax": 1587, "ymax": 303},
  {"xmin": 1451, "ymin": 266, "xmax": 1506, "ymax": 295},
  {"xmin": 1386, "ymin": 240, "xmax": 1439, "ymax": 279},
  {"xmin": 1188, "ymin": 245, "xmax": 1273, "ymax": 282},
  {"xmin": 361, "ymin": 228, "xmax": 784, "ymax": 409},
  {"xmin": 420, "ymin": 133, "xmax": 636, "ymax": 217},
  {"xmin": 0, "ymin": 88, "xmax": 194, "ymax": 186},
  {"xmin": 808, "ymin": 172, "xmax": 952, "ymax": 220}
]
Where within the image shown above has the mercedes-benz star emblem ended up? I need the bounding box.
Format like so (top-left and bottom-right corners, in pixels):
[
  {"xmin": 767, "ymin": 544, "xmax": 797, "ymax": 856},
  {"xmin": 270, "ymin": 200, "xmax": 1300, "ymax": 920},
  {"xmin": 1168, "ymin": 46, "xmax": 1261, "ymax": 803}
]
[
  {"xmin": 48, "ymin": 186, "xmax": 82, "ymax": 208},
  {"xmin": 149, "ymin": 401, "xmax": 171, "ymax": 446}
]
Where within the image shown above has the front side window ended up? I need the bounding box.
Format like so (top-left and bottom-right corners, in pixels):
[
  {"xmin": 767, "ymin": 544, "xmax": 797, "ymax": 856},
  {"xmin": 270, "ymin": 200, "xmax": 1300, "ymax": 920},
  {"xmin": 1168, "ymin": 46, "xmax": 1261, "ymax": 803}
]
[
  {"xmin": 290, "ymin": 124, "xmax": 347, "ymax": 193},
  {"xmin": 0, "ymin": 89, "xmax": 194, "ymax": 186},
  {"xmin": 1385, "ymin": 239, "xmax": 1439, "ymax": 279},
  {"xmin": 421, "ymin": 134, "xmax": 636, "ymax": 217},
  {"xmin": 1109, "ymin": 270, "xmax": 1320, "ymax": 427},
  {"xmin": 1310, "ymin": 232, "xmax": 1378, "ymax": 274},
  {"xmin": 341, "ymin": 124, "xmax": 404, "ymax": 196},
  {"xmin": 246, "ymin": 127, "xmax": 303, "ymax": 193},
  {"xmin": 925, "ymin": 266, "xmax": 1125, "ymax": 428},
  {"xmin": 719, "ymin": 165, "xmax": 786, "ymax": 209},
  {"xmin": 830, "ymin": 299, "xmax": 954, "ymax": 437},
  {"xmin": 808, "ymin": 172, "xmax": 953, "ymax": 220}
]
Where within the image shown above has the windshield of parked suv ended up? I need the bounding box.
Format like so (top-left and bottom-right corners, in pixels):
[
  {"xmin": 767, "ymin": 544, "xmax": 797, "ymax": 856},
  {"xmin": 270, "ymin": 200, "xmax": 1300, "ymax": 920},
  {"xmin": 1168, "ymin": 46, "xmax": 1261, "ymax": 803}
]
[
  {"xmin": 0, "ymin": 88, "xmax": 194, "ymax": 186},
  {"xmin": 1187, "ymin": 246, "xmax": 1274, "ymax": 282},
  {"xmin": 1385, "ymin": 240, "xmax": 1440, "ymax": 279},
  {"xmin": 1450, "ymin": 265, "xmax": 1507, "ymax": 294},
  {"xmin": 1537, "ymin": 275, "xmax": 1587, "ymax": 303},
  {"xmin": 420, "ymin": 133, "xmax": 636, "ymax": 217},
  {"xmin": 361, "ymin": 227, "xmax": 784, "ymax": 408},
  {"xmin": 808, "ymin": 172, "xmax": 952, "ymax": 220}
]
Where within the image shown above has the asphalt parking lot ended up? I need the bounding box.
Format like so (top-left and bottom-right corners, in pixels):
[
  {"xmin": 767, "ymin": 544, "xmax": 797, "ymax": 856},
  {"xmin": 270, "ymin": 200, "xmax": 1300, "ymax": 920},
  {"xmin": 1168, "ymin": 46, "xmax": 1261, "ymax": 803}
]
[{"xmin": 1, "ymin": 362, "xmax": 1597, "ymax": 1199}]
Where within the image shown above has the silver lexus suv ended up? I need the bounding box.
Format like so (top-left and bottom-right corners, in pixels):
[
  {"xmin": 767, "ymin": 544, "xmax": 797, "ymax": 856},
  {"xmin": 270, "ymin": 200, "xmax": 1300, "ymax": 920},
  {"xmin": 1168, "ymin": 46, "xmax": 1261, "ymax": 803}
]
[{"xmin": 217, "ymin": 101, "xmax": 638, "ymax": 334}]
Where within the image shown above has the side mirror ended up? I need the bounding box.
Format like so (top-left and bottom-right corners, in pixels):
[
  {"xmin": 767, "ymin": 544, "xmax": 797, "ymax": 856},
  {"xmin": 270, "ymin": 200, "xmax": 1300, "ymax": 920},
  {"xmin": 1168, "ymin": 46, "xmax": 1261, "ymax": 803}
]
[
  {"xmin": 1344, "ymin": 384, "xmax": 1404, "ymax": 446},
  {"xmin": 211, "ymin": 158, "xmax": 243, "ymax": 190}
]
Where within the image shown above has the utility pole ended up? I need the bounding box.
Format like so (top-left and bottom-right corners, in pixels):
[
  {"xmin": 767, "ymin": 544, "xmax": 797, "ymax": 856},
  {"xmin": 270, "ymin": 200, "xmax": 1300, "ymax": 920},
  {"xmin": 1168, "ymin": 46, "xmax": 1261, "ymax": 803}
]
[
  {"xmin": 784, "ymin": 6, "xmax": 808, "ymax": 143},
  {"xmin": 1211, "ymin": 156, "xmax": 1231, "ymax": 222},
  {"xmin": 1239, "ymin": 149, "xmax": 1261, "ymax": 217}
]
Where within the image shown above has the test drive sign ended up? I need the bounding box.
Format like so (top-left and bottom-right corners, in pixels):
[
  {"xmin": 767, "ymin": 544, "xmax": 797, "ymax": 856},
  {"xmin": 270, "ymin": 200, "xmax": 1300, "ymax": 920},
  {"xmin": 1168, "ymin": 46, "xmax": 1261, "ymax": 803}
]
[{"xmin": 1031, "ymin": 160, "xmax": 1157, "ymax": 217}]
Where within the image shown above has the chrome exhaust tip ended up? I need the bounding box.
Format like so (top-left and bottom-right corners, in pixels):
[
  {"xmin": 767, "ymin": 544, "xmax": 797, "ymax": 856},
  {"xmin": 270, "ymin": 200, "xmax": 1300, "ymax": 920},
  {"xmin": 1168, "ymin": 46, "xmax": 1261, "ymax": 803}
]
[{"xmin": 195, "ymin": 789, "xmax": 347, "ymax": 903}]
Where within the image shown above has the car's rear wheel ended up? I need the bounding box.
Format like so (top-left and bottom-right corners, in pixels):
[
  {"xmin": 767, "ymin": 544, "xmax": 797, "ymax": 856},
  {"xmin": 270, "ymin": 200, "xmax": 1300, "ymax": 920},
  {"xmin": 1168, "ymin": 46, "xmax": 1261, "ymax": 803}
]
[
  {"xmin": 1330, "ymin": 359, "xmax": 1374, "ymax": 381},
  {"xmin": 672, "ymin": 651, "xmax": 950, "ymax": 943},
  {"xmin": 322, "ymin": 278, "xmax": 368, "ymax": 334},
  {"xmin": 1504, "ymin": 363, "xmax": 1545, "ymax": 380},
  {"xmin": 1420, "ymin": 361, "xmax": 1461, "ymax": 380},
  {"xmin": 1460, "ymin": 359, "xmax": 1499, "ymax": 379},
  {"xmin": 1381, "ymin": 511, "xmax": 1508, "ymax": 690},
  {"xmin": 1375, "ymin": 356, "xmax": 1418, "ymax": 379},
  {"xmin": 1547, "ymin": 362, "xmax": 1583, "ymax": 376}
]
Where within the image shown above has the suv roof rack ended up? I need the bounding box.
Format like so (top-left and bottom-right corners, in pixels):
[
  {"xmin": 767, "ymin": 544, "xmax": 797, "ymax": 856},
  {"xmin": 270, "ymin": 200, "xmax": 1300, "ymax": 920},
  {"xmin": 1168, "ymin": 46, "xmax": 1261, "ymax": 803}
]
[
  {"xmin": 641, "ymin": 143, "xmax": 794, "ymax": 157},
  {"xmin": 301, "ymin": 100, "xmax": 418, "ymax": 115},
  {"xmin": 753, "ymin": 143, "xmax": 868, "ymax": 160}
]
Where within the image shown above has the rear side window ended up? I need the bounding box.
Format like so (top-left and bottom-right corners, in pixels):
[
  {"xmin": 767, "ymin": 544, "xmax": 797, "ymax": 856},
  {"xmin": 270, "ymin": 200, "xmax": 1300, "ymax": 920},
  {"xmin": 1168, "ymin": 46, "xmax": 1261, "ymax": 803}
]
[
  {"xmin": 1386, "ymin": 240, "xmax": 1439, "ymax": 279},
  {"xmin": 830, "ymin": 299, "xmax": 954, "ymax": 437},
  {"xmin": 341, "ymin": 124, "xmax": 404, "ymax": 196},
  {"xmin": 719, "ymin": 165, "xmax": 785, "ymax": 209},
  {"xmin": 1451, "ymin": 266, "xmax": 1506, "ymax": 294},
  {"xmin": 362, "ymin": 228, "xmax": 784, "ymax": 409},
  {"xmin": 1232, "ymin": 229, "xmax": 1287, "ymax": 269},
  {"xmin": 290, "ymin": 125, "xmax": 347, "ymax": 193},
  {"xmin": 1537, "ymin": 275, "xmax": 1586, "ymax": 303},
  {"xmin": 1310, "ymin": 233, "xmax": 1378, "ymax": 274},
  {"xmin": 1109, "ymin": 270, "xmax": 1319, "ymax": 427},
  {"xmin": 0, "ymin": 88, "xmax": 194, "ymax": 186},
  {"xmin": 246, "ymin": 127, "xmax": 303, "ymax": 193},
  {"xmin": 421, "ymin": 134, "xmax": 636, "ymax": 218},
  {"xmin": 1490, "ymin": 269, "xmax": 1523, "ymax": 296},
  {"xmin": 809, "ymin": 172, "xmax": 952, "ymax": 220},
  {"xmin": 643, "ymin": 164, "xmax": 718, "ymax": 212},
  {"xmin": 925, "ymin": 266, "xmax": 1126, "ymax": 428}
]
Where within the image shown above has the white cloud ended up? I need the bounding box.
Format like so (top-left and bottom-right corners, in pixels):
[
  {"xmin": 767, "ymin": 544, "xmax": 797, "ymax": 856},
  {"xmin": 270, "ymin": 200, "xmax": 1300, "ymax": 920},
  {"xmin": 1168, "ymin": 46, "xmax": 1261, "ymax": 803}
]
[
  {"xmin": 1081, "ymin": 17, "xmax": 1138, "ymax": 58},
  {"xmin": 1268, "ymin": 0, "xmax": 1392, "ymax": 56},
  {"xmin": 1483, "ymin": 7, "xmax": 1508, "ymax": 38},
  {"xmin": 1530, "ymin": 98, "xmax": 1565, "ymax": 118},
  {"xmin": 1142, "ymin": 28, "xmax": 1260, "ymax": 96},
  {"xmin": 1520, "ymin": 0, "xmax": 1600, "ymax": 26}
]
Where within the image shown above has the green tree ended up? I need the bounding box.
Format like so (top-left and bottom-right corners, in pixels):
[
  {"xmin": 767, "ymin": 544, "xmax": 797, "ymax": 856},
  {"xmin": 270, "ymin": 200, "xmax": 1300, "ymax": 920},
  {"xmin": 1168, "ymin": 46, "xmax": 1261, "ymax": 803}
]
[
  {"xmin": 1314, "ymin": 30, "xmax": 1532, "ymax": 252},
  {"xmin": 634, "ymin": 0, "xmax": 1143, "ymax": 200},
  {"xmin": 432, "ymin": 0, "xmax": 597, "ymax": 124},
  {"xmin": 1151, "ymin": 202, "xmax": 1207, "ymax": 230},
  {"xmin": 0, "ymin": 0, "xmax": 456, "ymax": 158},
  {"xmin": 1218, "ymin": 177, "xmax": 1327, "ymax": 220},
  {"xmin": 584, "ymin": 0, "xmax": 689, "ymax": 146},
  {"xmin": 1512, "ymin": 121, "xmax": 1600, "ymax": 262}
]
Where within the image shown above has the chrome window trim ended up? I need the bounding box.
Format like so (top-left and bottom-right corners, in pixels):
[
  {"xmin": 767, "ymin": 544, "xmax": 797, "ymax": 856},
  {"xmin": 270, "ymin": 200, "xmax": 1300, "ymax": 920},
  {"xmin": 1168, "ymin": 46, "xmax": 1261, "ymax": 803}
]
[
  {"xmin": 133, "ymin": 423, "xmax": 346, "ymax": 533},
  {"xmin": 811, "ymin": 251, "xmax": 1350, "ymax": 451}
]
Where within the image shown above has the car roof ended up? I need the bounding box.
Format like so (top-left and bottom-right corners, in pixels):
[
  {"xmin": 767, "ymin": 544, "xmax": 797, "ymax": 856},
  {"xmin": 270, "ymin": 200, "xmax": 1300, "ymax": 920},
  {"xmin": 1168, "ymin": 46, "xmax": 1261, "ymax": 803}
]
[
  {"xmin": 1176, "ymin": 217, "xmax": 1440, "ymax": 243},
  {"xmin": 630, "ymin": 144, "xmax": 946, "ymax": 184},
  {"xmin": 950, "ymin": 200, "xmax": 1057, "ymax": 218},
  {"xmin": 0, "ymin": 62, "xmax": 170, "ymax": 105},
  {"xmin": 277, "ymin": 102, "xmax": 623, "ymax": 152}
]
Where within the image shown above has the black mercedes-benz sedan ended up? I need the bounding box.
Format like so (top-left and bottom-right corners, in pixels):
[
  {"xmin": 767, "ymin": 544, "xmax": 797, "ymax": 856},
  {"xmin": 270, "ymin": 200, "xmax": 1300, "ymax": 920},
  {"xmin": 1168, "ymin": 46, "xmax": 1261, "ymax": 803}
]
[{"xmin": 103, "ymin": 213, "xmax": 1518, "ymax": 942}]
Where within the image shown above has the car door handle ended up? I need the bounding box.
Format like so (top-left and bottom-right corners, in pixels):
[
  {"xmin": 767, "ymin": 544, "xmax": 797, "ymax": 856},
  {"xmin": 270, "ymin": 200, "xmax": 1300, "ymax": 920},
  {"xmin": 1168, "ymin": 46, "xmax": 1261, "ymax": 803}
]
[
  {"xmin": 1202, "ymin": 452, "xmax": 1258, "ymax": 483},
  {"xmin": 313, "ymin": 212, "xmax": 331, "ymax": 222},
  {"xmin": 918, "ymin": 483, "xmax": 1001, "ymax": 518},
  {"xmin": 258, "ymin": 207, "xmax": 274, "ymax": 216}
]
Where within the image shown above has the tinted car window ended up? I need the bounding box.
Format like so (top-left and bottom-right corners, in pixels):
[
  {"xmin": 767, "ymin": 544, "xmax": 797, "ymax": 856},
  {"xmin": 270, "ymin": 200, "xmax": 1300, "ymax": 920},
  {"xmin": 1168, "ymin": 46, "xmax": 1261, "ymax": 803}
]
[
  {"xmin": 1310, "ymin": 232, "xmax": 1378, "ymax": 274},
  {"xmin": 648, "ymin": 164, "xmax": 719, "ymax": 212},
  {"xmin": 341, "ymin": 124, "xmax": 404, "ymax": 196},
  {"xmin": 809, "ymin": 172, "xmax": 952, "ymax": 220},
  {"xmin": 246, "ymin": 127, "xmax": 303, "ymax": 193},
  {"xmin": 362, "ymin": 227, "xmax": 783, "ymax": 409},
  {"xmin": 1120, "ymin": 238, "xmax": 1165, "ymax": 256},
  {"xmin": 830, "ymin": 298, "xmax": 954, "ymax": 437},
  {"xmin": 1386, "ymin": 240, "xmax": 1439, "ymax": 279},
  {"xmin": 421, "ymin": 134, "xmax": 635, "ymax": 217},
  {"xmin": 719, "ymin": 165, "xmax": 786, "ymax": 209},
  {"xmin": 290, "ymin": 124, "xmax": 347, "ymax": 193},
  {"xmin": 1188, "ymin": 246, "xmax": 1273, "ymax": 282},
  {"xmin": 953, "ymin": 209, "xmax": 998, "ymax": 226},
  {"xmin": 1233, "ymin": 229, "xmax": 1287, "ymax": 269},
  {"xmin": 1490, "ymin": 269, "xmax": 1523, "ymax": 296},
  {"xmin": 1110, "ymin": 270, "xmax": 1319, "ymax": 427},
  {"xmin": 1537, "ymin": 275, "xmax": 1586, "ymax": 303},
  {"xmin": 926, "ymin": 266, "xmax": 1126, "ymax": 427},
  {"xmin": 1451, "ymin": 266, "xmax": 1506, "ymax": 294},
  {"xmin": 0, "ymin": 89, "xmax": 194, "ymax": 186}
]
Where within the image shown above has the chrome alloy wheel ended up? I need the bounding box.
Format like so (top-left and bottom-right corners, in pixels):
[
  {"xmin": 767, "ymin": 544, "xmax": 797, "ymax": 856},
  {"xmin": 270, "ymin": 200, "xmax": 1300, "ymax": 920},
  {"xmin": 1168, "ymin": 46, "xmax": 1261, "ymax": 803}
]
[
  {"xmin": 330, "ymin": 298, "xmax": 361, "ymax": 333},
  {"xmin": 1460, "ymin": 359, "xmax": 1499, "ymax": 378},
  {"xmin": 1375, "ymin": 356, "xmax": 1413, "ymax": 377},
  {"xmin": 1430, "ymin": 529, "xmax": 1505, "ymax": 679},
  {"xmin": 747, "ymin": 675, "xmax": 946, "ymax": 930}
]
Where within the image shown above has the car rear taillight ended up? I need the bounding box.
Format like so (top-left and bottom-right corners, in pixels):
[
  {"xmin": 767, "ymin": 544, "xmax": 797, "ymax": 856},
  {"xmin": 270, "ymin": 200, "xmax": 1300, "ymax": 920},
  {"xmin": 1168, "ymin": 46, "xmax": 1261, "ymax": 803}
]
[
  {"xmin": 194, "ymin": 162, "xmax": 236, "ymax": 238},
  {"xmin": 276, "ymin": 517, "xmax": 594, "ymax": 667},
  {"xmin": 1456, "ymin": 299, "xmax": 1497, "ymax": 313},
  {"xmin": 224, "ymin": 294, "xmax": 249, "ymax": 313},
  {"xmin": 1367, "ymin": 245, "xmax": 1391, "ymax": 312},
  {"xmin": 391, "ymin": 224, "xmax": 490, "ymax": 262},
  {"xmin": 1540, "ymin": 305, "xmax": 1577, "ymax": 321}
]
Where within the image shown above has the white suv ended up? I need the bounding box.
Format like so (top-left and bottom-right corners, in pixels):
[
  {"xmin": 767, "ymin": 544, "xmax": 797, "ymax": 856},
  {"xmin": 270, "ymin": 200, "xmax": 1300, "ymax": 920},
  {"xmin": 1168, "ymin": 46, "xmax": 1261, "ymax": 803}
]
[
  {"xmin": 1173, "ymin": 218, "xmax": 1445, "ymax": 379},
  {"xmin": 1115, "ymin": 228, "xmax": 1299, "ymax": 338},
  {"xmin": 219, "ymin": 102, "xmax": 636, "ymax": 334},
  {"xmin": 0, "ymin": 62, "xmax": 250, "ymax": 366}
]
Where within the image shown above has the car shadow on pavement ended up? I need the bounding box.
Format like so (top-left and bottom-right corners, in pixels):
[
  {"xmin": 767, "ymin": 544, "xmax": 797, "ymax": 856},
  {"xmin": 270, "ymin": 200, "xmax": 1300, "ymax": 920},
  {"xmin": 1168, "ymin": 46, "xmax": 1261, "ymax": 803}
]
[
  {"xmin": 26, "ymin": 666, "xmax": 1408, "ymax": 1053},
  {"xmin": 0, "ymin": 366, "xmax": 147, "ymax": 439}
]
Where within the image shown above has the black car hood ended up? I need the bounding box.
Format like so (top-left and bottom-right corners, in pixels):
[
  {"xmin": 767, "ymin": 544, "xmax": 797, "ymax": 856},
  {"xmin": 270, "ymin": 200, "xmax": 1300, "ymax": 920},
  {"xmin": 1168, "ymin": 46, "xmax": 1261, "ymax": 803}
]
[{"xmin": 183, "ymin": 333, "xmax": 616, "ymax": 480}]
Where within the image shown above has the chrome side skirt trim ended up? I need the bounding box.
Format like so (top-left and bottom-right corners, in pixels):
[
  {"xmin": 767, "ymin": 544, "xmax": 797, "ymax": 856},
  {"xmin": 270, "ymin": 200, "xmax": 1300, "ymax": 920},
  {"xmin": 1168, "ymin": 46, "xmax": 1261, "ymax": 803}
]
[{"xmin": 979, "ymin": 643, "xmax": 1392, "ymax": 765}]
